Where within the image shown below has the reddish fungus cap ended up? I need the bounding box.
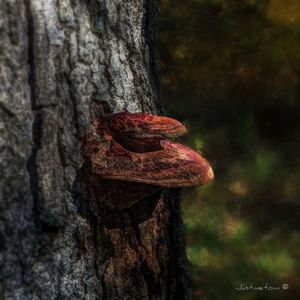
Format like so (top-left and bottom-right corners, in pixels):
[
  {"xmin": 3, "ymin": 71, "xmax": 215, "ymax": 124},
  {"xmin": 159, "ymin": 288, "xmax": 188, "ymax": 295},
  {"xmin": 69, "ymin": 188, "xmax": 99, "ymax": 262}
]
[
  {"xmin": 90, "ymin": 139, "xmax": 214, "ymax": 187},
  {"xmin": 105, "ymin": 112, "xmax": 188, "ymax": 138},
  {"xmin": 82, "ymin": 112, "xmax": 214, "ymax": 188}
]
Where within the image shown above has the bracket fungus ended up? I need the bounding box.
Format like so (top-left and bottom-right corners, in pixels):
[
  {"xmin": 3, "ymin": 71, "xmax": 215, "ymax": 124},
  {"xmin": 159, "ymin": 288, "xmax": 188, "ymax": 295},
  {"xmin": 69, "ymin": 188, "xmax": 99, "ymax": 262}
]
[{"xmin": 81, "ymin": 111, "xmax": 214, "ymax": 208}]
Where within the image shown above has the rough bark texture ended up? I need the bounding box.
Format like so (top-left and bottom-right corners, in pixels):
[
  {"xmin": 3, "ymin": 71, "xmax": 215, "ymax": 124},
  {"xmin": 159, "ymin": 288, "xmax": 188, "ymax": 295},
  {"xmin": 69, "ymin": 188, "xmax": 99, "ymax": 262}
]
[{"xmin": 0, "ymin": 0, "xmax": 189, "ymax": 299}]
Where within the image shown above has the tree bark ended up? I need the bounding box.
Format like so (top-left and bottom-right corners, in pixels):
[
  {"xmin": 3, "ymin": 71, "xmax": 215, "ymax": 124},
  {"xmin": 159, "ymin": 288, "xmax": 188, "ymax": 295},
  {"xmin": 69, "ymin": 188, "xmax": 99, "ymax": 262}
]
[{"xmin": 0, "ymin": 0, "xmax": 189, "ymax": 299}]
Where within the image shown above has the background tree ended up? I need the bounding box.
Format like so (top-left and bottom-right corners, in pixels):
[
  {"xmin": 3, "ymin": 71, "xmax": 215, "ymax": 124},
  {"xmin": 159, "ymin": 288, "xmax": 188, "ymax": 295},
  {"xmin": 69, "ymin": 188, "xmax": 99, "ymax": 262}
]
[{"xmin": 0, "ymin": 0, "xmax": 189, "ymax": 299}]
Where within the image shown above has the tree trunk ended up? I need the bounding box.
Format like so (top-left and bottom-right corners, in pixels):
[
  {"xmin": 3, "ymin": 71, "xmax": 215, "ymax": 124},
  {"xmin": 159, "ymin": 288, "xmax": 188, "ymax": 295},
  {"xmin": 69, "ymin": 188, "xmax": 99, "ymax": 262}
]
[{"xmin": 0, "ymin": 0, "xmax": 189, "ymax": 299}]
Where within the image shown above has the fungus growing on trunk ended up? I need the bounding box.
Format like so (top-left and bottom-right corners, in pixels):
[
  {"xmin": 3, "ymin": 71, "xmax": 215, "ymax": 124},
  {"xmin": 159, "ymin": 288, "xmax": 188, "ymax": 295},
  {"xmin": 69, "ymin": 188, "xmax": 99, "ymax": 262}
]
[{"xmin": 82, "ymin": 112, "xmax": 213, "ymax": 208}]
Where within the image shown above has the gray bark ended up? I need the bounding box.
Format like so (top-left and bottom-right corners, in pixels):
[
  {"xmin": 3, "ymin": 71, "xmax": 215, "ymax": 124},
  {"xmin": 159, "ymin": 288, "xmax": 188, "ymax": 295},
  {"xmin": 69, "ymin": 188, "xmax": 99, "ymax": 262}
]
[{"xmin": 0, "ymin": 0, "xmax": 189, "ymax": 299}]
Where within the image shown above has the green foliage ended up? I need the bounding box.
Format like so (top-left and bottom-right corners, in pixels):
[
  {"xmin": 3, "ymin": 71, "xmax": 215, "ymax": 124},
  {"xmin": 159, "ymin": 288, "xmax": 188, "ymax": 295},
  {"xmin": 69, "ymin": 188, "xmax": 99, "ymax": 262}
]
[{"xmin": 160, "ymin": 0, "xmax": 300, "ymax": 299}]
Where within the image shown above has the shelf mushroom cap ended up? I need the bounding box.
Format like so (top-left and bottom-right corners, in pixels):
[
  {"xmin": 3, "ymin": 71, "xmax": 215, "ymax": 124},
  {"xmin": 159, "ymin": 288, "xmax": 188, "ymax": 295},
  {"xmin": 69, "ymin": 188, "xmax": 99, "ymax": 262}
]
[
  {"xmin": 82, "ymin": 112, "xmax": 214, "ymax": 188},
  {"xmin": 90, "ymin": 139, "xmax": 214, "ymax": 187},
  {"xmin": 105, "ymin": 112, "xmax": 188, "ymax": 138}
]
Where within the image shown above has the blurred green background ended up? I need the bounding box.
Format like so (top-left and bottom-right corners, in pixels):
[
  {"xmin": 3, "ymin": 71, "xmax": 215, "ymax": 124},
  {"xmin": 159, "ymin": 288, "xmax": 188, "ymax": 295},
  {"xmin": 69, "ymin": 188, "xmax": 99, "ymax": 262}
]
[{"xmin": 159, "ymin": 0, "xmax": 300, "ymax": 299}]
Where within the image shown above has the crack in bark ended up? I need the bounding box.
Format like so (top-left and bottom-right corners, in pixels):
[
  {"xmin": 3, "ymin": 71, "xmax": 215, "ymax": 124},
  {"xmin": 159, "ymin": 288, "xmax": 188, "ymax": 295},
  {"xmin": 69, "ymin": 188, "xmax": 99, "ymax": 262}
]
[
  {"xmin": 25, "ymin": 0, "xmax": 42, "ymax": 232},
  {"xmin": 25, "ymin": 0, "xmax": 36, "ymax": 110},
  {"xmin": 143, "ymin": 0, "xmax": 160, "ymax": 114}
]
